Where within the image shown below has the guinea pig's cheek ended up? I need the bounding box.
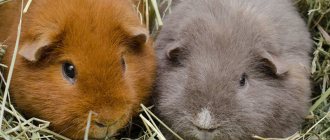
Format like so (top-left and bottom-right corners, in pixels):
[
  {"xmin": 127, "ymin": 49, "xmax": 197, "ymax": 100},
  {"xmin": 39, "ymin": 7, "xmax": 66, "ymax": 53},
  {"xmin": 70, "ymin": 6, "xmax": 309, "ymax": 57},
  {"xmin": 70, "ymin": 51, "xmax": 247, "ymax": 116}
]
[
  {"xmin": 111, "ymin": 113, "xmax": 131, "ymax": 133},
  {"xmin": 238, "ymin": 82, "xmax": 249, "ymax": 94},
  {"xmin": 107, "ymin": 123, "xmax": 126, "ymax": 136}
]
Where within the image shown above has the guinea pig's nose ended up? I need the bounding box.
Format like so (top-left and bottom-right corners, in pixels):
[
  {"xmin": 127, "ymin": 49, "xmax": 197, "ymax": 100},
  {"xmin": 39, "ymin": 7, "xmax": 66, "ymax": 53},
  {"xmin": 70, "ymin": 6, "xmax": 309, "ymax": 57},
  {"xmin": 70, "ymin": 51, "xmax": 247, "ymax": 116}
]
[
  {"xmin": 192, "ymin": 108, "xmax": 217, "ymax": 132},
  {"xmin": 93, "ymin": 120, "xmax": 108, "ymax": 128}
]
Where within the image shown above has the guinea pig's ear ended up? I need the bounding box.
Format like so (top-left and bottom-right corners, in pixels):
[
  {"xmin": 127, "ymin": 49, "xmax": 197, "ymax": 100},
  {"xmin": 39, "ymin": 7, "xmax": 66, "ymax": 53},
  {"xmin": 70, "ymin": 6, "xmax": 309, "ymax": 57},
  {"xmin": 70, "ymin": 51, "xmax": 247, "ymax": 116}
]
[
  {"xmin": 259, "ymin": 49, "xmax": 288, "ymax": 76},
  {"xmin": 19, "ymin": 38, "xmax": 52, "ymax": 62},
  {"xmin": 167, "ymin": 45, "xmax": 183, "ymax": 60},
  {"xmin": 127, "ymin": 26, "xmax": 149, "ymax": 47},
  {"xmin": 166, "ymin": 44, "xmax": 186, "ymax": 65}
]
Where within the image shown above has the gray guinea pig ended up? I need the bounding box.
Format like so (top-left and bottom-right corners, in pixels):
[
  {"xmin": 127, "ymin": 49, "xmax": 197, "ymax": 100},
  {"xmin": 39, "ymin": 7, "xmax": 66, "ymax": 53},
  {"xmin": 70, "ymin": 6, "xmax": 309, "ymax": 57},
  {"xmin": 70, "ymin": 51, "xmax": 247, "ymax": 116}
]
[{"xmin": 154, "ymin": 0, "xmax": 312, "ymax": 139}]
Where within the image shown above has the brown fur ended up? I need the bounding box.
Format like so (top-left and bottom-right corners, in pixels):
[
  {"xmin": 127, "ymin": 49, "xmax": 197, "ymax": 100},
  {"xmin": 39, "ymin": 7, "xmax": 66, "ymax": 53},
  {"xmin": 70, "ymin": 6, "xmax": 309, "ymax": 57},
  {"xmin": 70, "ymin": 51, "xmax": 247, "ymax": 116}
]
[{"xmin": 0, "ymin": 0, "xmax": 156, "ymax": 139}]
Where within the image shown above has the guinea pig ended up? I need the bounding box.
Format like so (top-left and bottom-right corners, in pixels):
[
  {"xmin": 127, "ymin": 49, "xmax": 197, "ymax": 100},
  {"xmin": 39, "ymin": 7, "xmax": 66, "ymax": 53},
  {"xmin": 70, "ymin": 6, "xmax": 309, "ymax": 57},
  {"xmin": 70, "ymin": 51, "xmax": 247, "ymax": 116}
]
[
  {"xmin": 0, "ymin": 0, "xmax": 156, "ymax": 139},
  {"xmin": 154, "ymin": 0, "xmax": 312, "ymax": 139},
  {"xmin": 0, "ymin": 0, "xmax": 20, "ymax": 41}
]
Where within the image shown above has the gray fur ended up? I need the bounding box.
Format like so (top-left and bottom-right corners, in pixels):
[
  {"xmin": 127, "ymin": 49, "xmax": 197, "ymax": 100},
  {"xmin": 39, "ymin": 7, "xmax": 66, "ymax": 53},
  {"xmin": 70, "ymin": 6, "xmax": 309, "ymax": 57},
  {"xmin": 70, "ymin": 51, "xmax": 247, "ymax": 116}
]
[{"xmin": 153, "ymin": 0, "xmax": 312, "ymax": 139}]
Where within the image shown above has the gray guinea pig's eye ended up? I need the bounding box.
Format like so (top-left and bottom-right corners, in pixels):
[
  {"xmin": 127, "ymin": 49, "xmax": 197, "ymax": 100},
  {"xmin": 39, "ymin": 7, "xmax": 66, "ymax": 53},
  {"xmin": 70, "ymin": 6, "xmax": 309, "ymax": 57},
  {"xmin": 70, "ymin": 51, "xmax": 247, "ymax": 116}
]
[
  {"xmin": 62, "ymin": 62, "xmax": 76, "ymax": 84},
  {"xmin": 239, "ymin": 73, "xmax": 247, "ymax": 87}
]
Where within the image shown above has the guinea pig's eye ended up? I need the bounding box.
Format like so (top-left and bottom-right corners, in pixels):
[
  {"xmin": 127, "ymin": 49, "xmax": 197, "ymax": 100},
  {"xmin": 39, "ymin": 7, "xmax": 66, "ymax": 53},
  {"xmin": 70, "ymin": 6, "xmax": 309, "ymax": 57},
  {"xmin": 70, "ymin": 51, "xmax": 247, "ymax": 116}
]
[
  {"xmin": 62, "ymin": 62, "xmax": 76, "ymax": 84},
  {"xmin": 239, "ymin": 73, "xmax": 247, "ymax": 87},
  {"xmin": 121, "ymin": 57, "xmax": 126, "ymax": 71}
]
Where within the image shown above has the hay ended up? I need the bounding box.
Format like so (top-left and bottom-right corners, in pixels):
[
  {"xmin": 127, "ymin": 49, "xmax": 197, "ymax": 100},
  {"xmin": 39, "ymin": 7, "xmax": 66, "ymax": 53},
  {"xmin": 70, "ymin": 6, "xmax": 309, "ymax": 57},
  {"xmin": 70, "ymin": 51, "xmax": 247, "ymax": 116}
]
[
  {"xmin": 295, "ymin": 0, "xmax": 330, "ymax": 139},
  {"xmin": 0, "ymin": 0, "xmax": 10, "ymax": 5},
  {"xmin": 0, "ymin": 0, "xmax": 329, "ymax": 140}
]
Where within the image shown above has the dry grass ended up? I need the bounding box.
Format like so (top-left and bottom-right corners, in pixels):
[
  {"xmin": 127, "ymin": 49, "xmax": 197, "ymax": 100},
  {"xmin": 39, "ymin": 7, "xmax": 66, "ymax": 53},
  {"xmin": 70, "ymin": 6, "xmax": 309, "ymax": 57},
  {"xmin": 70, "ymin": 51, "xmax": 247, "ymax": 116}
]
[
  {"xmin": 0, "ymin": 0, "xmax": 329, "ymax": 139},
  {"xmin": 296, "ymin": 0, "xmax": 330, "ymax": 140}
]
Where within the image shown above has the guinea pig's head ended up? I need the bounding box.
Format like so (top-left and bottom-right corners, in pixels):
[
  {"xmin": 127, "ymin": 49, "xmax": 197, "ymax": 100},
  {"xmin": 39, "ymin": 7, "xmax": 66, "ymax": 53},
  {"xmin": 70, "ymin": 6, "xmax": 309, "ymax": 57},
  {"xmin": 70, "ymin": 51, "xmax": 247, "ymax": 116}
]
[
  {"xmin": 155, "ymin": 18, "xmax": 309, "ymax": 140},
  {"xmin": 7, "ymin": 0, "xmax": 155, "ymax": 139}
]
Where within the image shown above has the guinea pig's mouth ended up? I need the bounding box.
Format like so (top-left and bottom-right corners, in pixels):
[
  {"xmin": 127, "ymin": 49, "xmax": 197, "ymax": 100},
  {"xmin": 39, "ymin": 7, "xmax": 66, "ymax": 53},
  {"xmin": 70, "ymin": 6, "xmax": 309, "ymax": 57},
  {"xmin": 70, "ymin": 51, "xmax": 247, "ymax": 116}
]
[
  {"xmin": 172, "ymin": 118, "xmax": 228, "ymax": 140},
  {"xmin": 180, "ymin": 119, "xmax": 246, "ymax": 140},
  {"xmin": 186, "ymin": 117, "xmax": 220, "ymax": 132},
  {"xmin": 88, "ymin": 114, "xmax": 129, "ymax": 139}
]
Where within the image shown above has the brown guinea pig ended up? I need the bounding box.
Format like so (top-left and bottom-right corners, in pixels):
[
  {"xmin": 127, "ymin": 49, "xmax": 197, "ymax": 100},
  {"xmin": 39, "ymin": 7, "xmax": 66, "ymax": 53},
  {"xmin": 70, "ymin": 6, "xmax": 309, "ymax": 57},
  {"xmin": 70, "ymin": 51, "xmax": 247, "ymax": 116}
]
[{"xmin": 0, "ymin": 0, "xmax": 156, "ymax": 139}]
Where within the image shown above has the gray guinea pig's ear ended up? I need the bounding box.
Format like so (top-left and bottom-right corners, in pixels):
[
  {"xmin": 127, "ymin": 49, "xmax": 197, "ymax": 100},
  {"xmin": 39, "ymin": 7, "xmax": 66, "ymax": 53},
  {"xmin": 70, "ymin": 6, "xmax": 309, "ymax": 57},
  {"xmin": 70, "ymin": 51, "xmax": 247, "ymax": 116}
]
[
  {"xmin": 259, "ymin": 49, "xmax": 288, "ymax": 75},
  {"xmin": 166, "ymin": 43, "xmax": 186, "ymax": 61},
  {"xmin": 19, "ymin": 38, "xmax": 52, "ymax": 62},
  {"xmin": 167, "ymin": 45, "xmax": 181, "ymax": 59}
]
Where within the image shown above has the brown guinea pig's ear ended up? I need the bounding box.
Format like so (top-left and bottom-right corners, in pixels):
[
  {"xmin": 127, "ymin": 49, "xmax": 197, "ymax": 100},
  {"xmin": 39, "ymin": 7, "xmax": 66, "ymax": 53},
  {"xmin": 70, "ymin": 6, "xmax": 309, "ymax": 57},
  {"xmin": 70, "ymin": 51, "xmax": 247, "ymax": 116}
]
[
  {"xmin": 127, "ymin": 26, "xmax": 149, "ymax": 47},
  {"xmin": 259, "ymin": 49, "xmax": 288, "ymax": 76},
  {"xmin": 19, "ymin": 38, "xmax": 52, "ymax": 62}
]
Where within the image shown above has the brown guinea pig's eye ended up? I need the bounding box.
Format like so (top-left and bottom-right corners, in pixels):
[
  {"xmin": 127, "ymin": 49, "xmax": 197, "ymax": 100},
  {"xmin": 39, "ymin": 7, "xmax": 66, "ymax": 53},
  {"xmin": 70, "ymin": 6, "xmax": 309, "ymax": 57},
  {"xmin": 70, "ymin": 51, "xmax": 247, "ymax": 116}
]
[
  {"xmin": 62, "ymin": 62, "xmax": 76, "ymax": 84},
  {"xmin": 239, "ymin": 73, "xmax": 247, "ymax": 87},
  {"xmin": 121, "ymin": 57, "xmax": 126, "ymax": 71}
]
